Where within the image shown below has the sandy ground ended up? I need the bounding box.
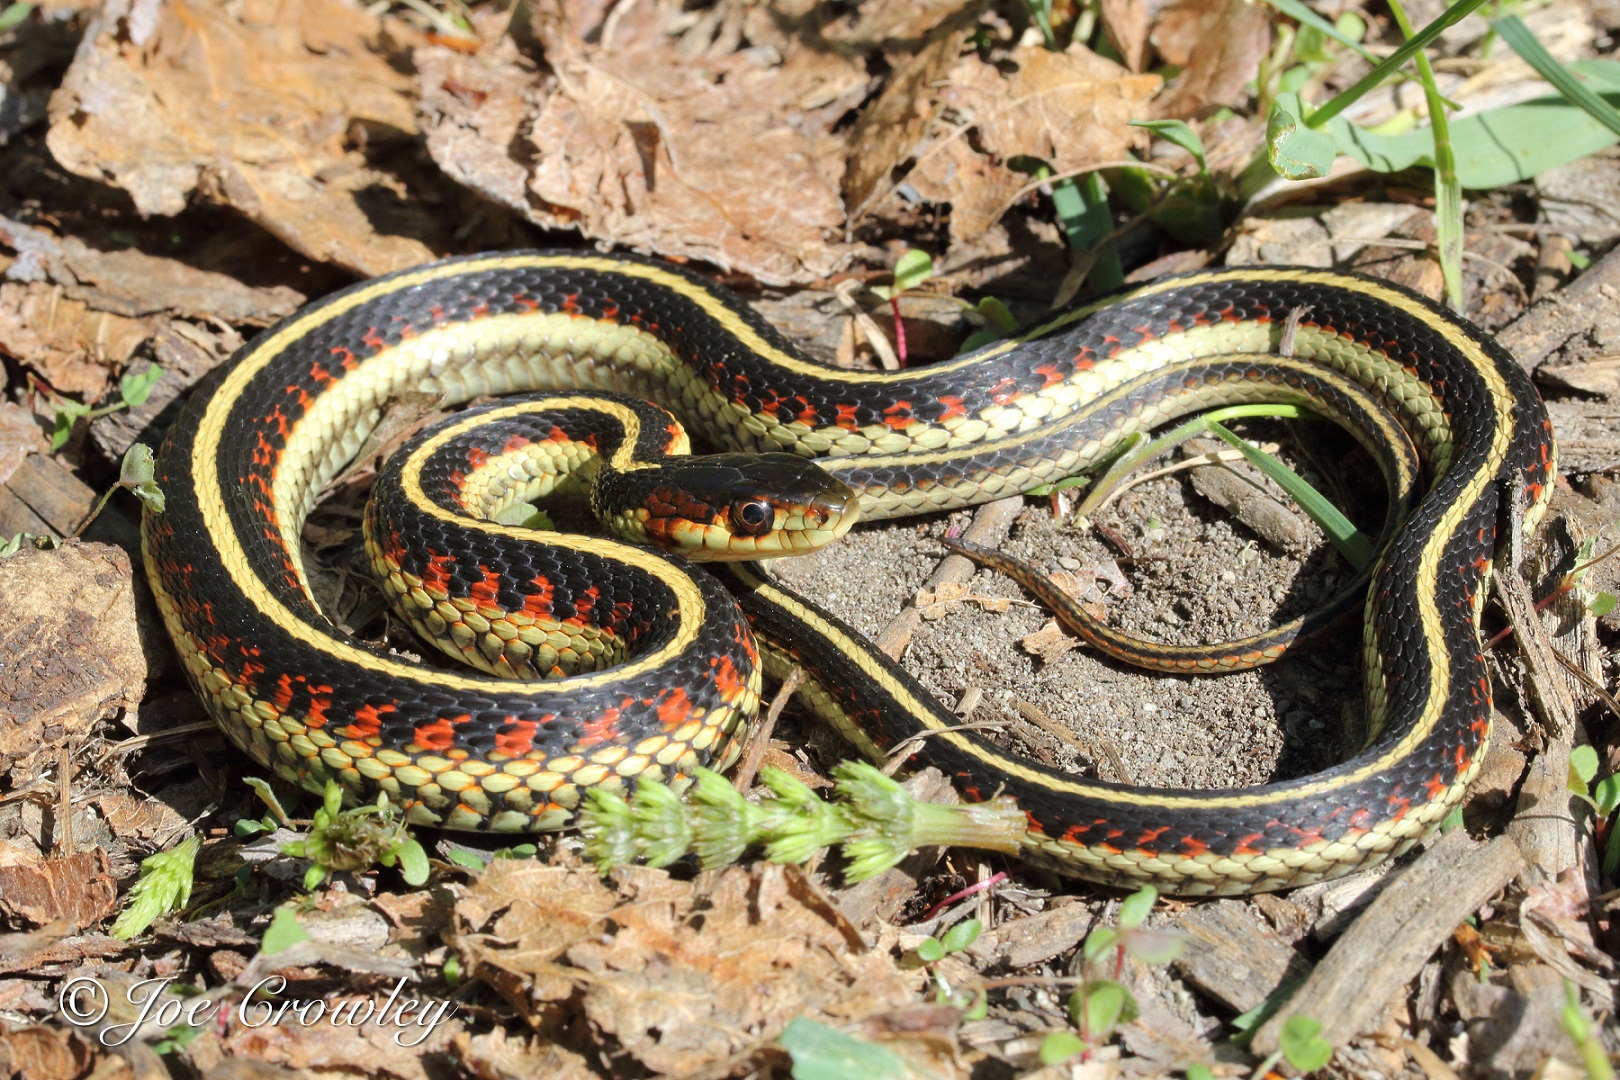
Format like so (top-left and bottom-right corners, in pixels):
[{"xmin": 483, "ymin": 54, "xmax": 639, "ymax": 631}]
[{"xmin": 766, "ymin": 438, "xmax": 1373, "ymax": 793}]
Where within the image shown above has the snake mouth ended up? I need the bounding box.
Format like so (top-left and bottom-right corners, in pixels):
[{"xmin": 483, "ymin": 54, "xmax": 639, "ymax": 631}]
[{"xmin": 642, "ymin": 452, "xmax": 861, "ymax": 561}]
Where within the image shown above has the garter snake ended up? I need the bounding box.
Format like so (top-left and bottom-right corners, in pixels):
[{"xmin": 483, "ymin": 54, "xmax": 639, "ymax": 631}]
[{"xmin": 143, "ymin": 250, "xmax": 1555, "ymax": 895}]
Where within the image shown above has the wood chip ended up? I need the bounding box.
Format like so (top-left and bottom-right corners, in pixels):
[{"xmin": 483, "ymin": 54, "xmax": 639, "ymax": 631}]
[
  {"xmin": 1250, "ymin": 829, "xmax": 1523, "ymax": 1056},
  {"xmin": 1170, "ymin": 900, "xmax": 1309, "ymax": 1013}
]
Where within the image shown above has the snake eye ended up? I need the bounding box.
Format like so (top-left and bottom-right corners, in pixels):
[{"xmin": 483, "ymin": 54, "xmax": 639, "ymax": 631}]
[{"xmin": 729, "ymin": 498, "xmax": 774, "ymax": 537}]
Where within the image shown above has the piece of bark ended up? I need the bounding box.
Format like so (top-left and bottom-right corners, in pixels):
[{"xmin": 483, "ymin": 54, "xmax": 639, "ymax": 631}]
[
  {"xmin": 0, "ymin": 453, "xmax": 95, "ymax": 537},
  {"xmin": 962, "ymin": 903, "xmax": 1096, "ymax": 971},
  {"xmin": 1499, "ymin": 240, "xmax": 1620, "ymax": 372},
  {"xmin": 0, "ymin": 543, "xmax": 145, "ymax": 777},
  {"xmin": 1183, "ymin": 437, "xmax": 1311, "ymax": 553},
  {"xmin": 1250, "ymin": 829, "xmax": 1523, "ymax": 1056},
  {"xmin": 1171, "ymin": 900, "xmax": 1309, "ymax": 1013}
]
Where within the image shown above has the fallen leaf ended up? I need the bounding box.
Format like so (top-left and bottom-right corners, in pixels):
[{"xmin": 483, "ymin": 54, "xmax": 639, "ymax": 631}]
[
  {"xmin": 418, "ymin": 2, "xmax": 866, "ymax": 285},
  {"xmin": 0, "ymin": 404, "xmax": 46, "ymax": 487},
  {"xmin": 914, "ymin": 581, "xmax": 1012, "ymax": 620},
  {"xmin": 1099, "ymin": 0, "xmax": 1151, "ymax": 72},
  {"xmin": 842, "ymin": 5, "xmax": 981, "ymax": 215},
  {"xmin": 0, "ymin": 283, "xmax": 155, "ymax": 400},
  {"xmin": 909, "ymin": 45, "xmax": 1159, "ymax": 238},
  {"xmin": 454, "ymin": 862, "xmax": 920, "ymax": 1075},
  {"xmin": 1151, "ymin": 0, "xmax": 1273, "ymax": 119},
  {"xmin": 1020, "ymin": 619, "xmax": 1078, "ymax": 663},
  {"xmin": 0, "ymin": 1025, "xmax": 97, "ymax": 1080},
  {"xmin": 46, "ymin": 0, "xmax": 436, "ymax": 276},
  {"xmin": 93, "ymin": 793, "xmax": 192, "ymax": 848}
]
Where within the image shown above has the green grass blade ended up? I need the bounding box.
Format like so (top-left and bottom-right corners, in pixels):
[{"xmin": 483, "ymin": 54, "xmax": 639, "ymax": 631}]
[
  {"xmin": 1387, "ymin": 0, "xmax": 1462, "ymax": 311},
  {"xmin": 1205, "ymin": 421, "xmax": 1374, "ymax": 568},
  {"xmin": 1494, "ymin": 15, "xmax": 1620, "ymax": 139},
  {"xmin": 1260, "ymin": 0, "xmax": 1377, "ymax": 63},
  {"xmin": 1310, "ymin": 0, "xmax": 1493, "ymax": 127}
]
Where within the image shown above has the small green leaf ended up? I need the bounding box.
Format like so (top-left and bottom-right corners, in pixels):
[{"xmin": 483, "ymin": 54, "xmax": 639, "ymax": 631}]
[
  {"xmin": 119, "ymin": 364, "xmax": 164, "ymax": 409},
  {"xmin": 1570, "ymin": 250, "xmax": 1592, "ymax": 270},
  {"xmin": 442, "ymin": 954, "xmax": 461, "ymax": 987},
  {"xmin": 1280, "ymin": 1014, "xmax": 1334, "ymax": 1072},
  {"xmin": 1185, "ymin": 1065, "xmax": 1216, "ymax": 1080},
  {"xmin": 1129, "ymin": 119, "xmax": 1208, "ymax": 174},
  {"xmin": 1072, "ymin": 979, "xmax": 1137, "ymax": 1040},
  {"xmin": 51, "ymin": 400, "xmax": 90, "ymax": 451},
  {"xmin": 778, "ymin": 1017, "xmax": 914, "ymax": 1080},
  {"xmin": 915, "ymin": 937, "xmax": 946, "ymax": 963},
  {"xmin": 1588, "ymin": 591, "xmax": 1617, "ymax": 618},
  {"xmin": 940, "ymin": 917, "xmax": 982, "ymax": 955},
  {"xmin": 262, "ymin": 906, "xmax": 312, "ymax": 955},
  {"xmin": 1123, "ymin": 928, "xmax": 1185, "ymax": 965},
  {"xmin": 1082, "ymin": 926, "xmax": 1119, "ymax": 964},
  {"xmin": 121, "ymin": 444, "xmax": 165, "ymax": 513},
  {"xmin": 974, "ymin": 296, "xmax": 1018, "ymax": 333},
  {"xmin": 1592, "ymin": 774, "xmax": 1620, "ymax": 818},
  {"xmin": 445, "ymin": 849, "xmax": 490, "ymax": 870},
  {"xmin": 892, "ymin": 249, "xmax": 935, "ymax": 293},
  {"xmin": 0, "ymin": 3, "xmax": 35, "ymax": 35},
  {"xmin": 1571, "ymin": 745, "xmax": 1600, "ymax": 788},
  {"xmin": 1117, "ymin": 885, "xmax": 1157, "ymax": 929},
  {"xmin": 396, "ymin": 838, "xmax": 430, "ymax": 885},
  {"xmin": 1039, "ymin": 1031, "xmax": 1086, "ymax": 1066},
  {"xmin": 1267, "ymin": 99, "xmax": 1338, "ymax": 180}
]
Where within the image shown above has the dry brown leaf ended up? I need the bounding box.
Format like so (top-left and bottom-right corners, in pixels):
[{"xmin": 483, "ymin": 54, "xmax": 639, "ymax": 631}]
[
  {"xmin": 910, "ymin": 45, "xmax": 1159, "ymax": 238},
  {"xmin": 1019, "ymin": 619, "xmax": 1078, "ymax": 663},
  {"xmin": 0, "ymin": 404, "xmax": 46, "ymax": 488},
  {"xmin": 92, "ymin": 793, "xmax": 191, "ymax": 848},
  {"xmin": 46, "ymin": 0, "xmax": 435, "ymax": 276},
  {"xmin": 0, "ymin": 1024, "xmax": 99, "ymax": 1080},
  {"xmin": 914, "ymin": 580, "xmax": 1013, "ymax": 620},
  {"xmin": 458, "ymin": 1028, "xmax": 597, "ymax": 1080},
  {"xmin": 1150, "ymin": 0, "xmax": 1272, "ymax": 119},
  {"xmin": 418, "ymin": 3, "xmax": 865, "ymax": 285},
  {"xmin": 454, "ymin": 862, "xmax": 919, "ymax": 1075},
  {"xmin": 1099, "ymin": 0, "xmax": 1151, "ymax": 73},
  {"xmin": 0, "ymin": 283, "xmax": 155, "ymax": 399},
  {"xmin": 0, "ymin": 846, "xmax": 117, "ymax": 932},
  {"xmin": 842, "ymin": 5, "xmax": 981, "ymax": 214},
  {"xmin": 814, "ymin": 0, "xmax": 978, "ymax": 50},
  {"xmin": 192, "ymin": 989, "xmax": 464, "ymax": 1080}
]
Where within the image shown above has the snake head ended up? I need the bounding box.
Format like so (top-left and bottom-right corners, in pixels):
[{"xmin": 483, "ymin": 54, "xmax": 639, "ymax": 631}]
[{"xmin": 613, "ymin": 452, "xmax": 860, "ymax": 561}]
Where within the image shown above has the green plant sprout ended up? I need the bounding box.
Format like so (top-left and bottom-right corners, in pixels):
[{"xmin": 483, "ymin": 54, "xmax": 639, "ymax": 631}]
[
  {"xmin": 1568, "ymin": 745, "xmax": 1620, "ymax": 879},
  {"xmin": 1039, "ymin": 886, "xmax": 1185, "ymax": 1066},
  {"xmin": 110, "ymin": 835, "xmax": 202, "ymax": 940},
  {"xmin": 257, "ymin": 780, "xmax": 430, "ymax": 890},
  {"xmin": 1559, "ymin": 979, "xmax": 1617, "ymax": 1080},
  {"xmin": 909, "ymin": 917, "xmax": 988, "ymax": 1018},
  {"xmin": 579, "ymin": 761, "xmax": 1028, "ymax": 881},
  {"xmin": 72, "ymin": 443, "xmax": 165, "ymax": 537},
  {"xmin": 41, "ymin": 364, "xmax": 164, "ymax": 451}
]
